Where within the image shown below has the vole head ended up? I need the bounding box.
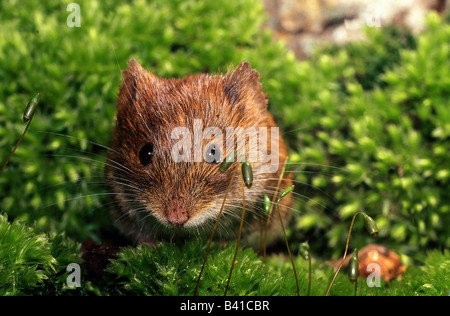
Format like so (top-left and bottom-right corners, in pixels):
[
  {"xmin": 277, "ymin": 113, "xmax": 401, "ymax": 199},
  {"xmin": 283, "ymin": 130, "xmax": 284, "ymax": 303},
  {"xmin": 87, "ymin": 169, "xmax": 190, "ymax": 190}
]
[{"xmin": 106, "ymin": 59, "xmax": 280, "ymax": 241}]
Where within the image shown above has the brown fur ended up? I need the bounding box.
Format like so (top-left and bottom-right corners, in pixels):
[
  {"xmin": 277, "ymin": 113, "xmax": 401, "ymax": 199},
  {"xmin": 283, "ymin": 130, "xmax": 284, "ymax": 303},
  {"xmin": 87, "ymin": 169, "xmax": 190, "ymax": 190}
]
[{"xmin": 105, "ymin": 59, "xmax": 293, "ymax": 245}]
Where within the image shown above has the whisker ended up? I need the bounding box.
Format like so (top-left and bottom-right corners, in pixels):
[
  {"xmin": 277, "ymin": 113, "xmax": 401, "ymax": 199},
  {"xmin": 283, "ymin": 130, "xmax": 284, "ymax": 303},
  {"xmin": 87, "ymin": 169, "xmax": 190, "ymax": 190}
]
[
  {"xmin": 36, "ymin": 131, "xmax": 126, "ymax": 159},
  {"xmin": 253, "ymin": 196, "xmax": 300, "ymax": 214},
  {"xmin": 279, "ymin": 162, "xmax": 351, "ymax": 173},
  {"xmin": 39, "ymin": 173, "xmax": 152, "ymax": 202},
  {"xmin": 256, "ymin": 178, "xmax": 337, "ymax": 202},
  {"xmin": 43, "ymin": 192, "xmax": 145, "ymax": 209},
  {"xmin": 71, "ymin": 149, "xmax": 136, "ymax": 178},
  {"xmin": 114, "ymin": 206, "xmax": 152, "ymax": 227},
  {"xmin": 80, "ymin": 198, "xmax": 147, "ymax": 219},
  {"xmin": 49, "ymin": 154, "xmax": 136, "ymax": 178},
  {"xmin": 283, "ymin": 170, "xmax": 338, "ymax": 177},
  {"xmin": 260, "ymin": 185, "xmax": 334, "ymax": 213}
]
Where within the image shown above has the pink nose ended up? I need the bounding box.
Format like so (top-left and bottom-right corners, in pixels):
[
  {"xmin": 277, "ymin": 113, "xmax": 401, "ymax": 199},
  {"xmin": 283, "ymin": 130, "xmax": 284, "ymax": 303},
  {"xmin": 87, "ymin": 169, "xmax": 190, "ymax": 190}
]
[{"xmin": 166, "ymin": 200, "xmax": 189, "ymax": 226}]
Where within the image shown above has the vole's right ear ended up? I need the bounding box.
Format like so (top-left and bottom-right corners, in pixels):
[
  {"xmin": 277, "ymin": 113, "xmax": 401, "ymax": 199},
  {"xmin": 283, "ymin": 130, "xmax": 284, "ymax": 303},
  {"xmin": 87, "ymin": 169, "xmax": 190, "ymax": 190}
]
[
  {"xmin": 119, "ymin": 59, "xmax": 158, "ymax": 106},
  {"xmin": 224, "ymin": 61, "xmax": 267, "ymax": 111}
]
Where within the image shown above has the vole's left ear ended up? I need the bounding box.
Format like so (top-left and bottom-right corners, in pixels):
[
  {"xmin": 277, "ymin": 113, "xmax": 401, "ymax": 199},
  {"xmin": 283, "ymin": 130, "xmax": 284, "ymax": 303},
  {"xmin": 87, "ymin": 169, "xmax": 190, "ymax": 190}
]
[
  {"xmin": 119, "ymin": 59, "xmax": 158, "ymax": 106},
  {"xmin": 224, "ymin": 61, "xmax": 267, "ymax": 110},
  {"xmin": 125, "ymin": 59, "xmax": 158, "ymax": 82}
]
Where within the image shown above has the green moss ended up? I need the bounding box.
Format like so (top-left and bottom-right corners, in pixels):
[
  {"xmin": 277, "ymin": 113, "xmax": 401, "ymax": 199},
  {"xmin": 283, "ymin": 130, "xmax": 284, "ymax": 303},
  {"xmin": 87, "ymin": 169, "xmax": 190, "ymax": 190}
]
[
  {"xmin": 0, "ymin": 213, "xmax": 55, "ymax": 295},
  {"xmin": 0, "ymin": 213, "xmax": 81, "ymax": 295},
  {"xmin": 106, "ymin": 241, "xmax": 289, "ymax": 296},
  {"xmin": 103, "ymin": 241, "xmax": 450, "ymax": 296}
]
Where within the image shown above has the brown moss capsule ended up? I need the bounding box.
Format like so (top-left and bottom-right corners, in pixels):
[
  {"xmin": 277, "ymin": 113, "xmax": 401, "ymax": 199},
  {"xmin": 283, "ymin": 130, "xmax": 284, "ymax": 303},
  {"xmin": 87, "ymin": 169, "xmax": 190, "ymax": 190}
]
[{"xmin": 23, "ymin": 93, "xmax": 40, "ymax": 122}]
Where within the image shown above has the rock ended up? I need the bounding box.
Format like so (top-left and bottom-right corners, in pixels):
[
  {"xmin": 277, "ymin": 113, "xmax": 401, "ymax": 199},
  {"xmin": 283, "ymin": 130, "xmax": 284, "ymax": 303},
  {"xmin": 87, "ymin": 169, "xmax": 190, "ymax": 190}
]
[
  {"xmin": 263, "ymin": 0, "xmax": 450, "ymax": 59},
  {"xmin": 328, "ymin": 244, "xmax": 407, "ymax": 282}
]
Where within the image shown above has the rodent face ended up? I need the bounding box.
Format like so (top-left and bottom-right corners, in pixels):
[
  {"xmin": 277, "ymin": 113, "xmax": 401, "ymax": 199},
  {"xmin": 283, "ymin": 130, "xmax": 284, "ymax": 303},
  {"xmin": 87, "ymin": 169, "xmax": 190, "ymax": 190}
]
[{"xmin": 106, "ymin": 59, "xmax": 290, "ymax": 242}]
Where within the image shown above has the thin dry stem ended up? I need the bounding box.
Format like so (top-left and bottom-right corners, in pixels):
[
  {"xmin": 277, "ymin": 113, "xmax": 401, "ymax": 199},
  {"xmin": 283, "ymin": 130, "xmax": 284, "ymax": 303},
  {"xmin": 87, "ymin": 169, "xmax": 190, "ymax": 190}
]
[
  {"xmin": 276, "ymin": 202, "xmax": 300, "ymax": 296},
  {"xmin": 326, "ymin": 211, "xmax": 364, "ymax": 296},
  {"xmin": 262, "ymin": 159, "xmax": 288, "ymax": 262},
  {"xmin": 224, "ymin": 179, "xmax": 246, "ymax": 296},
  {"xmin": 0, "ymin": 120, "xmax": 32, "ymax": 177},
  {"xmin": 194, "ymin": 165, "xmax": 239, "ymax": 296}
]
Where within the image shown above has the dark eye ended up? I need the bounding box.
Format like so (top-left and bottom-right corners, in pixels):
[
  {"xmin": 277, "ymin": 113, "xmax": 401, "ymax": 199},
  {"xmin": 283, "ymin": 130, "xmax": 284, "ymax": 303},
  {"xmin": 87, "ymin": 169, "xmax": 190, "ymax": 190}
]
[
  {"xmin": 139, "ymin": 143, "xmax": 154, "ymax": 166},
  {"xmin": 205, "ymin": 144, "xmax": 221, "ymax": 164}
]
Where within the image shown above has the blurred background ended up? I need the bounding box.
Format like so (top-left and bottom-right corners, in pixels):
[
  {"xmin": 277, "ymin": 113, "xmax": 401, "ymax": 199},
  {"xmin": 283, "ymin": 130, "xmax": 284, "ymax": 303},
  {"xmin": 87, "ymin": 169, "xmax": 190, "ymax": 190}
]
[
  {"xmin": 265, "ymin": 0, "xmax": 450, "ymax": 59},
  {"xmin": 0, "ymin": 0, "xmax": 449, "ymax": 277}
]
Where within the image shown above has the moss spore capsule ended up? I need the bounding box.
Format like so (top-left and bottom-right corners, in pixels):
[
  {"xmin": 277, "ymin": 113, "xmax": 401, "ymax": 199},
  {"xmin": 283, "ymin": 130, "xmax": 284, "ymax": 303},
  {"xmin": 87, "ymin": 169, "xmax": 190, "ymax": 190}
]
[
  {"xmin": 263, "ymin": 195, "xmax": 271, "ymax": 215},
  {"xmin": 348, "ymin": 248, "xmax": 359, "ymax": 283},
  {"xmin": 362, "ymin": 213, "xmax": 378, "ymax": 238},
  {"xmin": 219, "ymin": 151, "xmax": 237, "ymax": 172},
  {"xmin": 241, "ymin": 160, "xmax": 253, "ymax": 188},
  {"xmin": 279, "ymin": 184, "xmax": 295, "ymax": 201},
  {"xmin": 23, "ymin": 93, "xmax": 40, "ymax": 122},
  {"xmin": 299, "ymin": 241, "xmax": 310, "ymax": 260}
]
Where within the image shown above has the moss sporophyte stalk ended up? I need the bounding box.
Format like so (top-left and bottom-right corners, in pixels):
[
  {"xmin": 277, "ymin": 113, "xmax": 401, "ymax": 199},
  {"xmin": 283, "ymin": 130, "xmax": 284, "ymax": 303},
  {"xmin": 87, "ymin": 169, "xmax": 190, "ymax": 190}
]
[
  {"xmin": 326, "ymin": 211, "xmax": 378, "ymax": 296},
  {"xmin": 195, "ymin": 151, "xmax": 237, "ymax": 295},
  {"xmin": 196, "ymin": 157, "xmax": 266, "ymax": 295},
  {"xmin": 224, "ymin": 161, "xmax": 252, "ymax": 296},
  {"xmin": 196, "ymin": 156, "xmax": 298, "ymax": 296},
  {"xmin": 0, "ymin": 93, "xmax": 40, "ymax": 177},
  {"xmin": 276, "ymin": 184, "xmax": 299, "ymax": 296}
]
